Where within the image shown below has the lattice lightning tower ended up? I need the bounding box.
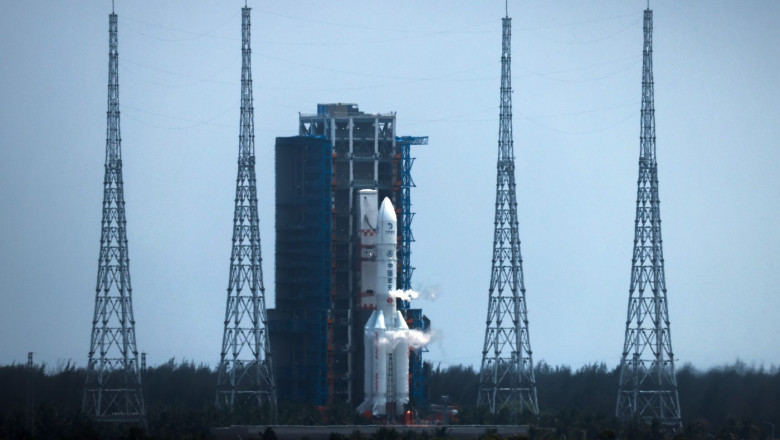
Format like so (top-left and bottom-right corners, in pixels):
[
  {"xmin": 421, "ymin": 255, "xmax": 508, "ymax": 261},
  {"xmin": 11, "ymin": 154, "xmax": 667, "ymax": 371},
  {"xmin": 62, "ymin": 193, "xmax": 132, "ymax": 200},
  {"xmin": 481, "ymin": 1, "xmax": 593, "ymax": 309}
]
[
  {"xmin": 216, "ymin": 5, "xmax": 277, "ymax": 418},
  {"xmin": 477, "ymin": 7, "xmax": 539, "ymax": 419},
  {"xmin": 82, "ymin": 9, "xmax": 146, "ymax": 425},
  {"xmin": 615, "ymin": 6, "xmax": 682, "ymax": 428}
]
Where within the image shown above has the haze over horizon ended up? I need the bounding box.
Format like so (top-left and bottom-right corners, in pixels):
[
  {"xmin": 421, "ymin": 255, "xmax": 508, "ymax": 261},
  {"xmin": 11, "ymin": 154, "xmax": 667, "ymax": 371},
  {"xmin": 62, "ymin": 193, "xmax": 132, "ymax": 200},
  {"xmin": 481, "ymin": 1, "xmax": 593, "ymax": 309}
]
[{"xmin": 0, "ymin": 1, "xmax": 778, "ymax": 373}]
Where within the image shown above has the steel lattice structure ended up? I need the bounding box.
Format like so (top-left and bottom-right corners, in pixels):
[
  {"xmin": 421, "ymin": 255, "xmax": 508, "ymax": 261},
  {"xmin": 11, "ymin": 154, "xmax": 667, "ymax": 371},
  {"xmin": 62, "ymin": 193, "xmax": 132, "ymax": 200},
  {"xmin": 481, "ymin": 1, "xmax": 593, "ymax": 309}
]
[
  {"xmin": 616, "ymin": 7, "xmax": 682, "ymax": 428},
  {"xmin": 216, "ymin": 6, "xmax": 277, "ymax": 418},
  {"xmin": 396, "ymin": 136, "xmax": 428, "ymax": 299},
  {"xmin": 396, "ymin": 135, "xmax": 429, "ymax": 406},
  {"xmin": 82, "ymin": 10, "xmax": 146, "ymax": 425},
  {"xmin": 477, "ymin": 10, "xmax": 539, "ymax": 420}
]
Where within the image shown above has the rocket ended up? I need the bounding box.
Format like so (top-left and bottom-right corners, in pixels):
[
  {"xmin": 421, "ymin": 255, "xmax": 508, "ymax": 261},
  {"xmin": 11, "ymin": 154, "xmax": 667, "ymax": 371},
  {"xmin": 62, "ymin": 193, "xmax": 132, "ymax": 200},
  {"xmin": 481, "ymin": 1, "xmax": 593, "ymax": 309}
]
[{"xmin": 358, "ymin": 196, "xmax": 410, "ymax": 417}]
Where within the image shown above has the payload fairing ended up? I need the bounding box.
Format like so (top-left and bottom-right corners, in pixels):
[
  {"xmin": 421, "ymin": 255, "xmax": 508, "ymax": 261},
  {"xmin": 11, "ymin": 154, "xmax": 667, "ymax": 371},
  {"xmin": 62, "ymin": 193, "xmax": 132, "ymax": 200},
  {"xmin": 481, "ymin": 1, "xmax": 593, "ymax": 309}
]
[{"xmin": 357, "ymin": 195, "xmax": 410, "ymax": 417}]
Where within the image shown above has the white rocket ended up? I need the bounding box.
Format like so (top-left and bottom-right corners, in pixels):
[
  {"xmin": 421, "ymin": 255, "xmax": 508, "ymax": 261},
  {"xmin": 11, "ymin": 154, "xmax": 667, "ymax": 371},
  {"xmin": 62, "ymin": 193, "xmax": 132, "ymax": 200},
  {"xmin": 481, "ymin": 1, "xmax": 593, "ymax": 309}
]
[{"xmin": 358, "ymin": 195, "xmax": 410, "ymax": 417}]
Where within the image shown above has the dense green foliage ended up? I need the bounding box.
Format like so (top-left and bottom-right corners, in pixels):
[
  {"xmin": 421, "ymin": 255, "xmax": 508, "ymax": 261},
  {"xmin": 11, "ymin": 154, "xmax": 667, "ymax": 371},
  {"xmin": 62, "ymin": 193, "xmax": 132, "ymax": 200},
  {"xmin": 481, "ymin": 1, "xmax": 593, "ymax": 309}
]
[
  {"xmin": 0, "ymin": 359, "xmax": 777, "ymax": 439},
  {"xmin": 426, "ymin": 361, "xmax": 780, "ymax": 440}
]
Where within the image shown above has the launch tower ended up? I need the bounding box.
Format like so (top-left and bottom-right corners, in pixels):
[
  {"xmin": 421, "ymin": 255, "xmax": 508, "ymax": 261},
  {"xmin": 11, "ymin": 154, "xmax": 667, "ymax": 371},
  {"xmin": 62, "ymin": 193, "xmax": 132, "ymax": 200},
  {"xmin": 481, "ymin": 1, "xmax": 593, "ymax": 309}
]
[
  {"xmin": 82, "ymin": 8, "xmax": 146, "ymax": 425},
  {"xmin": 396, "ymin": 135, "xmax": 429, "ymax": 408},
  {"xmin": 215, "ymin": 5, "xmax": 277, "ymax": 417},
  {"xmin": 615, "ymin": 6, "xmax": 682, "ymax": 428},
  {"xmin": 270, "ymin": 104, "xmax": 429, "ymax": 408},
  {"xmin": 477, "ymin": 6, "xmax": 539, "ymax": 420}
]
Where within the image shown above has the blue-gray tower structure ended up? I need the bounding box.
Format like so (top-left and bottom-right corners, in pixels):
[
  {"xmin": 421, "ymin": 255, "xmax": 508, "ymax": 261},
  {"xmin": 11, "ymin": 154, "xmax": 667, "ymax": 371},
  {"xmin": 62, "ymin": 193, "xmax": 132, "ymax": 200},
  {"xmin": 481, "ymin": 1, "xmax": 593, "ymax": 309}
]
[
  {"xmin": 616, "ymin": 6, "xmax": 682, "ymax": 428},
  {"xmin": 395, "ymin": 136, "xmax": 427, "ymax": 298},
  {"xmin": 215, "ymin": 5, "xmax": 277, "ymax": 418},
  {"xmin": 270, "ymin": 104, "xmax": 429, "ymax": 411},
  {"xmin": 477, "ymin": 7, "xmax": 539, "ymax": 420},
  {"xmin": 272, "ymin": 135, "xmax": 333, "ymax": 405},
  {"xmin": 82, "ymin": 8, "xmax": 146, "ymax": 425},
  {"xmin": 396, "ymin": 135, "xmax": 429, "ymax": 407}
]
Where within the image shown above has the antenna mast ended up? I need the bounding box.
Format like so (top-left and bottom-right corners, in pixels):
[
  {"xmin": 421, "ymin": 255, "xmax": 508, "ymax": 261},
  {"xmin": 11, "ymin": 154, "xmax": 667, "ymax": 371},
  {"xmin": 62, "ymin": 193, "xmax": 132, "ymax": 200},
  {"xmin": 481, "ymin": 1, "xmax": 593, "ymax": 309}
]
[
  {"xmin": 215, "ymin": 4, "xmax": 277, "ymax": 421},
  {"xmin": 82, "ymin": 9, "xmax": 146, "ymax": 426},
  {"xmin": 477, "ymin": 9, "xmax": 539, "ymax": 421},
  {"xmin": 615, "ymin": 6, "xmax": 682, "ymax": 428}
]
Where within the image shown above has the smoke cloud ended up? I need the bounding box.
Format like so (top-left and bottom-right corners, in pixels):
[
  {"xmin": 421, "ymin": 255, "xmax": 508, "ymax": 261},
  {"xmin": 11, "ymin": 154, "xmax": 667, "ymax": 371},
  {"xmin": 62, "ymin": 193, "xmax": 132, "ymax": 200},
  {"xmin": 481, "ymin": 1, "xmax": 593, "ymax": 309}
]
[
  {"xmin": 389, "ymin": 285, "xmax": 440, "ymax": 302},
  {"xmin": 415, "ymin": 285, "xmax": 440, "ymax": 301},
  {"xmin": 389, "ymin": 289, "xmax": 418, "ymax": 301},
  {"xmin": 379, "ymin": 329, "xmax": 437, "ymax": 350}
]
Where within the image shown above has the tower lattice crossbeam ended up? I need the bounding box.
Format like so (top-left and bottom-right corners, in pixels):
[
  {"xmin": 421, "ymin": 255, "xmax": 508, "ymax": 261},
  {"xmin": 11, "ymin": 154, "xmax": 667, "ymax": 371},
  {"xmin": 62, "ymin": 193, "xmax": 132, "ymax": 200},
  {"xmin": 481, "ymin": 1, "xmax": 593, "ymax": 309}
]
[
  {"xmin": 82, "ymin": 10, "xmax": 146, "ymax": 426},
  {"xmin": 396, "ymin": 135, "xmax": 429, "ymax": 406},
  {"xmin": 616, "ymin": 7, "xmax": 682, "ymax": 428},
  {"xmin": 477, "ymin": 11, "xmax": 539, "ymax": 420},
  {"xmin": 216, "ymin": 6, "xmax": 277, "ymax": 419}
]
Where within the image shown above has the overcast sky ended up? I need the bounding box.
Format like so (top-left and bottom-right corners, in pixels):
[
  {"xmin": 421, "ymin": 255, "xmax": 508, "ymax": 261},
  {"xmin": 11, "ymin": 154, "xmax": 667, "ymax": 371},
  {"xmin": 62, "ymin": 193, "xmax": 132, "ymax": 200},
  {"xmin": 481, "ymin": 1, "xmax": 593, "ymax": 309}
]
[{"xmin": 0, "ymin": 1, "xmax": 778, "ymax": 373}]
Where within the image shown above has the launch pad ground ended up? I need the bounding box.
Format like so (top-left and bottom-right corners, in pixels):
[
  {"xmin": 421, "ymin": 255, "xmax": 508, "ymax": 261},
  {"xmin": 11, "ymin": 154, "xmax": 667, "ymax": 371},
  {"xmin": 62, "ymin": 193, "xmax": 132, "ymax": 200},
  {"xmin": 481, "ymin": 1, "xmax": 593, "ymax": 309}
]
[{"xmin": 212, "ymin": 424, "xmax": 530, "ymax": 440}]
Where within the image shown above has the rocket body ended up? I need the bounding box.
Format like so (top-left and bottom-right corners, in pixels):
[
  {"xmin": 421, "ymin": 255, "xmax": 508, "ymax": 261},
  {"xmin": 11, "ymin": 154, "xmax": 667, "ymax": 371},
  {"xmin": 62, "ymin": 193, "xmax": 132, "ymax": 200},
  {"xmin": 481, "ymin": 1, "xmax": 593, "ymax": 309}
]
[
  {"xmin": 358, "ymin": 196, "xmax": 410, "ymax": 417},
  {"xmin": 375, "ymin": 197, "xmax": 398, "ymax": 325}
]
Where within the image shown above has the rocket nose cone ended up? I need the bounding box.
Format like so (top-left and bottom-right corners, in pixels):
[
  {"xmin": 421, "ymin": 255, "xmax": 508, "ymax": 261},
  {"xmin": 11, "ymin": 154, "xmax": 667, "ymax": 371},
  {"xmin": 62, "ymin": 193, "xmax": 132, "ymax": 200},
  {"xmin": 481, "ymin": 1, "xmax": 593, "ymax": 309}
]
[
  {"xmin": 376, "ymin": 198, "xmax": 397, "ymax": 245},
  {"xmin": 377, "ymin": 197, "xmax": 397, "ymax": 224}
]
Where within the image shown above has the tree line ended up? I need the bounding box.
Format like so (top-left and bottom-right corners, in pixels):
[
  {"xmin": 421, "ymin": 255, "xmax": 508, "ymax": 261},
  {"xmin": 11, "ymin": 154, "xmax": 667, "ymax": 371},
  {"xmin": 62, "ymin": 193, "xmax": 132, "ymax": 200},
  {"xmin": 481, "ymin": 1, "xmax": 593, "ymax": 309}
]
[{"xmin": 0, "ymin": 359, "xmax": 777, "ymax": 439}]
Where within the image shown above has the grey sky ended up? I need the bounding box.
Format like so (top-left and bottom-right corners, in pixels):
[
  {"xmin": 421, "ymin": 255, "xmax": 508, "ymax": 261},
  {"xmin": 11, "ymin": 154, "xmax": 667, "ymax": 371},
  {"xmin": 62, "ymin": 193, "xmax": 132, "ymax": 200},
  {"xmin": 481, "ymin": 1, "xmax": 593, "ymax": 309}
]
[{"xmin": 0, "ymin": 1, "xmax": 778, "ymax": 372}]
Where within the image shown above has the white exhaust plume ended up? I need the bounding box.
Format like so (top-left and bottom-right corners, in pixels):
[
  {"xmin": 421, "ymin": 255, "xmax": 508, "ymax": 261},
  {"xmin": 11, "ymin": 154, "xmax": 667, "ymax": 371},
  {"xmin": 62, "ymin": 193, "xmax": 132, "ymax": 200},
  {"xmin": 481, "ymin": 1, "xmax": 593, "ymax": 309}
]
[
  {"xmin": 415, "ymin": 284, "xmax": 440, "ymax": 301},
  {"xmin": 390, "ymin": 285, "xmax": 440, "ymax": 302},
  {"xmin": 378, "ymin": 328, "xmax": 437, "ymax": 350},
  {"xmin": 389, "ymin": 289, "xmax": 418, "ymax": 301}
]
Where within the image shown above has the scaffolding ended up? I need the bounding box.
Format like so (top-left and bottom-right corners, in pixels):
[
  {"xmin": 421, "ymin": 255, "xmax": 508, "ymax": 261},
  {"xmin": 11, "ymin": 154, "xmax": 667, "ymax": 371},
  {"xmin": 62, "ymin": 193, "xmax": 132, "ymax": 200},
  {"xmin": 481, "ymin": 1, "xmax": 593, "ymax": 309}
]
[
  {"xmin": 404, "ymin": 308, "xmax": 430, "ymax": 406},
  {"xmin": 300, "ymin": 104, "xmax": 398, "ymax": 404},
  {"xmin": 395, "ymin": 135, "xmax": 429, "ymax": 406},
  {"xmin": 395, "ymin": 136, "xmax": 428, "ymax": 298}
]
